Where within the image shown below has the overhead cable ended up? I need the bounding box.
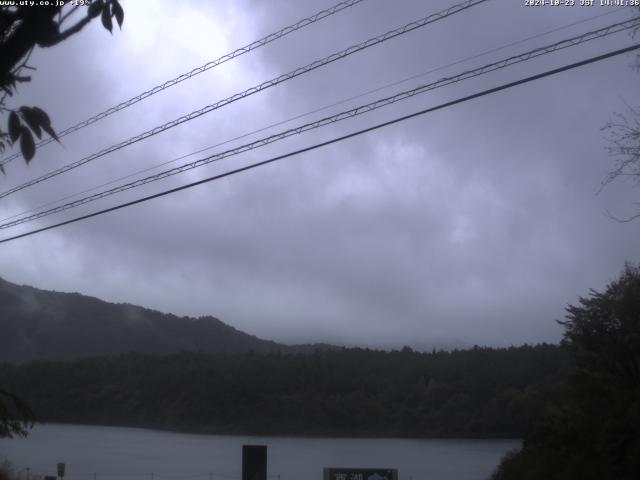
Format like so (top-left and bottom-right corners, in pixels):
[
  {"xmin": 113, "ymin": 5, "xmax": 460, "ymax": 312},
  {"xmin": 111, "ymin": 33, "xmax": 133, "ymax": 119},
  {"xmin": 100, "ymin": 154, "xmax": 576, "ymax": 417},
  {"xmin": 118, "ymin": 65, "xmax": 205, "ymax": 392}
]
[
  {"xmin": 0, "ymin": 0, "xmax": 367, "ymax": 167},
  {"xmin": 0, "ymin": 5, "xmax": 625, "ymax": 224},
  {"xmin": 1, "ymin": 43, "xmax": 637, "ymax": 245},
  {"xmin": 0, "ymin": 0, "xmax": 489, "ymax": 199},
  {"xmin": 0, "ymin": 17, "xmax": 637, "ymax": 231}
]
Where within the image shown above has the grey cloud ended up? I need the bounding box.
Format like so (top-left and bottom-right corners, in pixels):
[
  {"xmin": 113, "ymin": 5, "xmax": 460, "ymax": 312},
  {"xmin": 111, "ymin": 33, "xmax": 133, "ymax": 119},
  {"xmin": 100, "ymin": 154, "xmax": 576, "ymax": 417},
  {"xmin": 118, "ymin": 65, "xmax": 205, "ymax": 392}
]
[{"xmin": 1, "ymin": 0, "xmax": 639, "ymax": 349}]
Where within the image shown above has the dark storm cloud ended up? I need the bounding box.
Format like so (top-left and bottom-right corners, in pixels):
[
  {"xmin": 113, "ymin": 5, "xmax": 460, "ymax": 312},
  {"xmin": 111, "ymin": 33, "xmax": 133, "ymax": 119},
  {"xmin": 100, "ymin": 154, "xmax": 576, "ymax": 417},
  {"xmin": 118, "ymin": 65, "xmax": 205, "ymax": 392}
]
[{"xmin": 0, "ymin": 0, "xmax": 639, "ymax": 348}]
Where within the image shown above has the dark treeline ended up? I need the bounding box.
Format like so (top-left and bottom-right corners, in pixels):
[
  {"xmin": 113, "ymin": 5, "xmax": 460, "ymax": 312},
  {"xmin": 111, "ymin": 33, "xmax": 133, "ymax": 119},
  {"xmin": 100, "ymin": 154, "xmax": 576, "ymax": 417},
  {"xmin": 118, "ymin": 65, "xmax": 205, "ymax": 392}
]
[{"xmin": 0, "ymin": 344, "xmax": 566, "ymax": 438}]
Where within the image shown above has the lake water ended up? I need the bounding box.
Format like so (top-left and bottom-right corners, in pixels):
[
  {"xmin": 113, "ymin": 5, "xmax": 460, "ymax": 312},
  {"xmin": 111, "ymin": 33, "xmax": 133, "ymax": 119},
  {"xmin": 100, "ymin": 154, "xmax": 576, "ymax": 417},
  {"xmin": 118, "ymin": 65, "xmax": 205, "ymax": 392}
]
[{"xmin": 0, "ymin": 424, "xmax": 518, "ymax": 480}]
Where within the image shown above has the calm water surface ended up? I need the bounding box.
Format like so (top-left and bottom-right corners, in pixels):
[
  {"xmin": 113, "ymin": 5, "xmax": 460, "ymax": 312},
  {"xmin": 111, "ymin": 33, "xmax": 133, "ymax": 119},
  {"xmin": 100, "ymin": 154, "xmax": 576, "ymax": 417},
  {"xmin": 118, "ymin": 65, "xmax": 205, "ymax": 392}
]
[{"xmin": 0, "ymin": 424, "xmax": 519, "ymax": 480}]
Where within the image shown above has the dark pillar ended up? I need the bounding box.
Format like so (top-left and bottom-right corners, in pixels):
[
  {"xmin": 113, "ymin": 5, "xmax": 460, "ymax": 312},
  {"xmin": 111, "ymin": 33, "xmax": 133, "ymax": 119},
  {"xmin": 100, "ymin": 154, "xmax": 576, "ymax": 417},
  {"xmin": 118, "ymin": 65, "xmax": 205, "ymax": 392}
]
[{"xmin": 242, "ymin": 445, "xmax": 267, "ymax": 480}]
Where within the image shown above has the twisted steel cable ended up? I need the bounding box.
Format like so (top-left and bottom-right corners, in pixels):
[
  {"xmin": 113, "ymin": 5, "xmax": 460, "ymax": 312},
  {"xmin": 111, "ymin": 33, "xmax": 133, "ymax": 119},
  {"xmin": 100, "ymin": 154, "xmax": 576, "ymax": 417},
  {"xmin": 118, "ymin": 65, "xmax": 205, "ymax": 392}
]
[
  {"xmin": 1, "ymin": 43, "xmax": 638, "ymax": 245},
  {"xmin": 0, "ymin": 0, "xmax": 366, "ymax": 167},
  {"xmin": 0, "ymin": 6, "xmax": 625, "ymax": 224},
  {"xmin": 0, "ymin": 0, "xmax": 490, "ymax": 199}
]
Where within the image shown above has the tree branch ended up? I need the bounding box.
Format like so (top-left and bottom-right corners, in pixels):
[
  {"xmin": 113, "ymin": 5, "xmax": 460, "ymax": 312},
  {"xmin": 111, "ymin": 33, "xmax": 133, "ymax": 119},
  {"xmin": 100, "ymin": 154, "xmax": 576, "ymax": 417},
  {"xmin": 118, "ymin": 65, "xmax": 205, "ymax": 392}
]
[
  {"xmin": 40, "ymin": 14, "xmax": 92, "ymax": 47},
  {"xmin": 604, "ymin": 208, "xmax": 640, "ymax": 223},
  {"xmin": 58, "ymin": 5, "xmax": 80, "ymax": 26},
  {"xmin": 0, "ymin": 8, "xmax": 59, "ymax": 79}
]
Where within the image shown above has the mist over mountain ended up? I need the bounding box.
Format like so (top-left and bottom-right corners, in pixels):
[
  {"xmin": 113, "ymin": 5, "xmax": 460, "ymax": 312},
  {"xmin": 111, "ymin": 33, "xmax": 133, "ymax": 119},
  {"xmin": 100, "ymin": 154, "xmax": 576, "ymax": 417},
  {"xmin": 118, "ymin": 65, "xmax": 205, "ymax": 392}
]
[
  {"xmin": 0, "ymin": 277, "xmax": 332, "ymax": 362},
  {"xmin": 0, "ymin": 277, "xmax": 571, "ymax": 440}
]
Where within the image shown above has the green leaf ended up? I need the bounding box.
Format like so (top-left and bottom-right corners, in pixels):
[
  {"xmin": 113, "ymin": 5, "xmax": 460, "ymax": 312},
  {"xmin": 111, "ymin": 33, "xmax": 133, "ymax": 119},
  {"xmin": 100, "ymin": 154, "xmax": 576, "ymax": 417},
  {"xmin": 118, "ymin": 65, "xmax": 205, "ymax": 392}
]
[
  {"xmin": 19, "ymin": 107, "xmax": 42, "ymax": 139},
  {"xmin": 19, "ymin": 126, "xmax": 35, "ymax": 163},
  {"xmin": 112, "ymin": 0, "xmax": 124, "ymax": 28},
  {"xmin": 101, "ymin": 5, "xmax": 113, "ymax": 33},
  {"xmin": 31, "ymin": 107, "xmax": 59, "ymax": 142},
  {"xmin": 8, "ymin": 111, "xmax": 21, "ymax": 142}
]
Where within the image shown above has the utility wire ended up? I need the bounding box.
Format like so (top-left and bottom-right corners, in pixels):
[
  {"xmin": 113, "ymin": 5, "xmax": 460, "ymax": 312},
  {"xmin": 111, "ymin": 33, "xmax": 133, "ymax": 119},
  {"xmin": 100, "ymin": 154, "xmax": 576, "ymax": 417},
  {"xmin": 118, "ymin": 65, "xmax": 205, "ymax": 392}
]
[
  {"xmin": 0, "ymin": 0, "xmax": 489, "ymax": 200},
  {"xmin": 0, "ymin": 0, "xmax": 367, "ymax": 167},
  {"xmin": 0, "ymin": 17, "xmax": 637, "ymax": 231},
  {"xmin": 1, "ymin": 43, "xmax": 637, "ymax": 245},
  {"xmin": 0, "ymin": 5, "xmax": 625, "ymax": 225}
]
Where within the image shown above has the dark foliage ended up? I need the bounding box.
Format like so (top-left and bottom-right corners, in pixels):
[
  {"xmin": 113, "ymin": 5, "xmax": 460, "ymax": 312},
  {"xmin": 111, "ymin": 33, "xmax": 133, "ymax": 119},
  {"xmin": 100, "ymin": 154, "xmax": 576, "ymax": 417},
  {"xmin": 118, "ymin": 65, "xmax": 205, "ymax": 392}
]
[
  {"xmin": 491, "ymin": 264, "xmax": 640, "ymax": 480},
  {"xmin": 0, "ymin": 2, "xmax": 125, "ymax": 435},
  {"xmin": 0, "ymin": 0, "xmax": 123, "ymax": 166},
  {"xmin": 0, "ymin": 388, "xmax": 34, "ymax": 438},
  {"xmin": 0, "ymin": 344, "xmax": 567, "ymax": 438}
]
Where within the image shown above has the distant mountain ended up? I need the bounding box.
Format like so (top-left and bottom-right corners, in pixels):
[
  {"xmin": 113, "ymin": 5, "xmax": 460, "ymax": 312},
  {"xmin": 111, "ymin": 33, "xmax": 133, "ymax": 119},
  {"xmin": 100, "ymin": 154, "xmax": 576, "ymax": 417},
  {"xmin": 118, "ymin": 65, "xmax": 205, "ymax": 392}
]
[{"xmin": 0, "ymin": 277, "xmax": 328, "ymax": 362}]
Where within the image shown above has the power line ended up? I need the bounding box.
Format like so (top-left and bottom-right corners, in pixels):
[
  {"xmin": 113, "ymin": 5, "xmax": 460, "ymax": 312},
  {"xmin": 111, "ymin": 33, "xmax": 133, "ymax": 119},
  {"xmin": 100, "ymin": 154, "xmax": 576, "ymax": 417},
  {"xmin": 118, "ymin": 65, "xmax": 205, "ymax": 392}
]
[
  {"xmin": 1, "ymin": 5, "xmax": 625, "ymax": 225},
  {"xmin": 0, "ymin": 0, "xmax": 489, "ymax": 200},
  {"xmin": 0, "ymin": 0, "xmax": 367, "ymax": 167},
  {"xmin": 1, "ymin": 17, "xmax": 636, "ymax": 231},
  {"xmin": 1, "ymin": 43, "xmax": 637, "ymax": 245}
]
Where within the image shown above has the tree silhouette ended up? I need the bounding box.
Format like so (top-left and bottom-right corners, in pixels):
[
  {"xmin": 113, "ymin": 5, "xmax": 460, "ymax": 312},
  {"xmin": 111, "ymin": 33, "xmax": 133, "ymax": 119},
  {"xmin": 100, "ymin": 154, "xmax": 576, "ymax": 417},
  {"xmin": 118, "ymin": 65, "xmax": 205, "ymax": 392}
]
[
  {"xmin": 601, "ymin": 107, "xmax": 640, "ymax": 222},
  {"xmin": 492, "ymin": 264, "xmax": 640, "ymax": 480},
  {"xmin": 0, "ymin": 0, "xmax": 124, "ymax": 438},
  {"xmin": 0, "ymin": 0, "xmax": 124, "ymax": 168},
  {"xmin": 600, "ymin": 8, "xmax": 640, "ymax": 222}
]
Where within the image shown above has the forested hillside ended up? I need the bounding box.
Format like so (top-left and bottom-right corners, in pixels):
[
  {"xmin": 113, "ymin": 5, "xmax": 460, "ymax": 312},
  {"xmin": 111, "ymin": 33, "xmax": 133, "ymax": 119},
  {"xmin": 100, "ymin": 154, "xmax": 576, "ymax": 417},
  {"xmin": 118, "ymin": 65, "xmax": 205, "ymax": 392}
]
[
  {"xmin": 0, "ymin": 277, "xmax": 327, "ymax": 361},
  {"xmin": 491, "ymin": 265, "xmax": 640, "ymax": 480},
  {"xmin": 0, "ymin": 345, "xmax": 567, "ymax": 438}
]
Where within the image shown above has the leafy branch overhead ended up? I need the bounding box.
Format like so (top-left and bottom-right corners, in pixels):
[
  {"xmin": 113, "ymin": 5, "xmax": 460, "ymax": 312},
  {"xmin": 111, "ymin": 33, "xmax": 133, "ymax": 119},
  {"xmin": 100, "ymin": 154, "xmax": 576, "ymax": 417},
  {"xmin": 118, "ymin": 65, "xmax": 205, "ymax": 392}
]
[
  {"xmin": 5, "ymin": 107, "xmax": 58, "ymax": 166},
  {"xmin": 0, "ymin": 0, "xmax": 124, "ymax": 168},
  {"xmin": 0, "ymin": 0, "xmax": 123, "ymax": 439},
  {"xmin": 89, "ymin": 0, "xmax": 124, "ymax": 33}
]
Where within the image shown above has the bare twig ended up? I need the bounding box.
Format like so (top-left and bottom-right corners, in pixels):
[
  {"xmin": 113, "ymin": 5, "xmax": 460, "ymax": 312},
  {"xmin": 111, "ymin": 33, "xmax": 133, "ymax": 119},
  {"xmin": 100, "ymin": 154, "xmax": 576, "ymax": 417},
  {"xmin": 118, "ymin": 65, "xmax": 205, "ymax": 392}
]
[
  {"xmin": 44, "ymin": 15, "xmax": 92, "ymax": 46},
  {"xmin": 604, "ymin": 208, "xmax": 640, "ymax": 223}
]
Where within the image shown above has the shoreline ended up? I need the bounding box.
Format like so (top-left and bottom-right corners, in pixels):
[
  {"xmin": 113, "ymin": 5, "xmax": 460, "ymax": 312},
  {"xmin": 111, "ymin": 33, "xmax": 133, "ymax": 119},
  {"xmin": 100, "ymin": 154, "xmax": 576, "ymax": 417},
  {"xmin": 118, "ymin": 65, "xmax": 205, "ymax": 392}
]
[{"xmin": 24, "ymin": 421, "xmax": 522, "ymax": 442}]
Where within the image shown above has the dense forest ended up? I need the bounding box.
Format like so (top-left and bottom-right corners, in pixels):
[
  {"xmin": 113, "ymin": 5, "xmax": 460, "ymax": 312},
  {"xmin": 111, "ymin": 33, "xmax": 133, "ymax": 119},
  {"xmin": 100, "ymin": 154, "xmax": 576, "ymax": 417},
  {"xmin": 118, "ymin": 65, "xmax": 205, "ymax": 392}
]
[{"xmin": 0, "ymin": 344, "xmax": 566, "ymax": 438}]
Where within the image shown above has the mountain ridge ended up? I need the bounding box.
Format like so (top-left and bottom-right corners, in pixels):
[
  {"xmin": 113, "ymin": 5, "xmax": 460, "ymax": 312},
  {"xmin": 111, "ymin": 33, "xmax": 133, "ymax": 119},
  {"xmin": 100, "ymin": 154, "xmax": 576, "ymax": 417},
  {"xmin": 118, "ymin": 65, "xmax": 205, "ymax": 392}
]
[{"xmin": 0, "ymin": 276, "xmax": 334, "ymax": 362}]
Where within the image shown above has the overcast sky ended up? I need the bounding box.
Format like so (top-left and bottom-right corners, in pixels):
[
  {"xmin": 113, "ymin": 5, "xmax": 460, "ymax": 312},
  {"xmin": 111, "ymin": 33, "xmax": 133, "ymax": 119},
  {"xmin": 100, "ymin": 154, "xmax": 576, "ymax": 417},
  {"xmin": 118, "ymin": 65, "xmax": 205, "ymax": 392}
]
[{"xmin": 1, "ymin": 0, "xmax": 639, "ymax": 348}]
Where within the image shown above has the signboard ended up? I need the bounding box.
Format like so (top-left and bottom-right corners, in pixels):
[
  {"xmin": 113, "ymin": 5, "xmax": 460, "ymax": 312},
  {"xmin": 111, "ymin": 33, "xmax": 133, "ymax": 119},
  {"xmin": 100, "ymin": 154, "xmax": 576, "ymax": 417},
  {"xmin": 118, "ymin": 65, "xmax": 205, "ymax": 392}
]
[
  {"xmin": 57, "ymin": 463, "xmax": 66, "ymax": 478},
  {"xmin": 323, "ymin": 468, "xmax": 398, "ymax": 480}
]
